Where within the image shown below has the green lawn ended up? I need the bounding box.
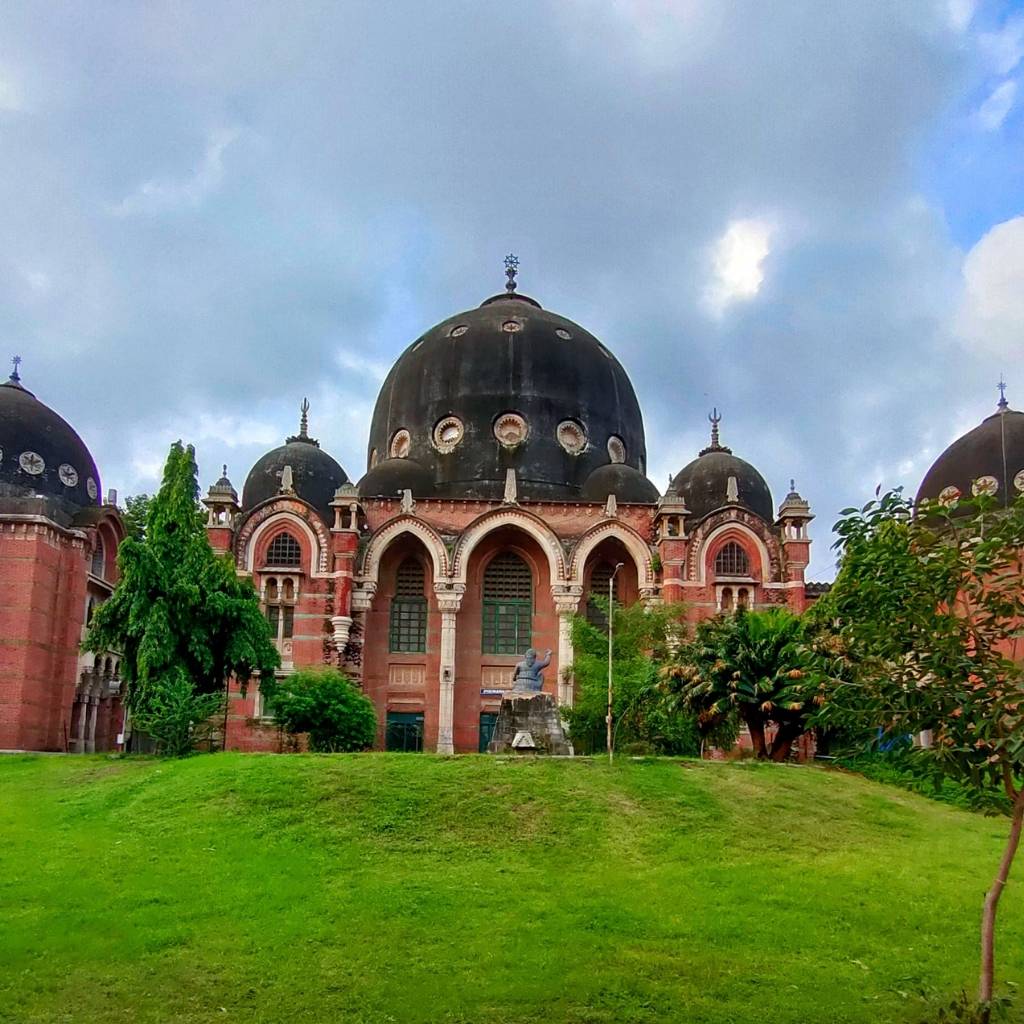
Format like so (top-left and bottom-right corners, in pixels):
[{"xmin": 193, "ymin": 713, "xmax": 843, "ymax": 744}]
[{"xmin": 1, "ymin": 754, "xmax": 1021, "ymax": 1024}]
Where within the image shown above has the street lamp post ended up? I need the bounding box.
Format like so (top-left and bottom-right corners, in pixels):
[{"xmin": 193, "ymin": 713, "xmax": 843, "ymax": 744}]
[{"xmin": 607, "ymin": 562, "xmax": 624, "ymax": 765}]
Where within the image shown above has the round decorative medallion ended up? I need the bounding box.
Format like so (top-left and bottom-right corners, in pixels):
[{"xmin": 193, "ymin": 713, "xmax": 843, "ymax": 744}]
[
  {"xmin": 390, "ymin": 430, "xmax": 412, "ymax": 459},
  {"xmin": 972, "ymin": 475, "xmax": 998, "ymax": 497},
  {"xmin": 58, "ymin": 464, "xmax": 79, "ymax": 487},
  {"xmin": 607, "ymin": 436, "xmax": 626, "ymax": 464},
  {"xmin": 501, "ymin": 320, "xmax": 523, "ymax": 333},
  {"xmin": 19, "ymin": 451, "xmax": 45, "ymax": 475},
  {"xmin": 555, "ymin": 328, "xmax": 572, "ymax": 340},
  {"xmin": 938, "ymin": 485, "xmax": 961, "ymax": 507},
  {"xmin": 433, "ymin": 416, "xmax": 464, "ymax": 453},
  {"xmin": 1014, "ymin": 469, "xmax": 1024, "ymax": 494},
  {"xmin": 557, "ymin": 419, "xmax": 587, "ymax": 454},
  {"xmin": 86, "ymin": 477, "xmax": 98, "ymax": 500},
  {"xmin": 493, "ymin": 412, "xmax": 529, "ymax": 447},
  {"xmin": 449, "ymin": 324, "xmax": 469, "ymax": 338}
]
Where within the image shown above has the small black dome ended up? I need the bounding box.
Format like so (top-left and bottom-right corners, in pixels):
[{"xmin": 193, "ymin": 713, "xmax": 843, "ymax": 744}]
[
  {"xmin": 242, "ymin": 406, "xmax": 348, "ymax": 522},
  {"xmin": 581, "ymin": 463, "xmax": 659, "ymax": 503},
  {"xmin": 671, "ymin": 426, "xmax": 774, "ymax": 524},
  {"xmin": 366, "ymin": 287, "xmax": 649, "ymax": 501},
  {"xmin": 917, "ymin": 404, "xmax": 1024, "ymax": 508},
  {"xmin": 0, "ymin": 372, "xmax": 101, "ymax": 512},
  {"xmin": 358, "ymin": 457, "xmax": 434, "ymax": 498}
]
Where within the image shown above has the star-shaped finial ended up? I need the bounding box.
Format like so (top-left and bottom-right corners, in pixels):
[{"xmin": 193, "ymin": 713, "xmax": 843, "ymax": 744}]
[
  {"xmin": 998, "ymin": 375, "xmax": 1008, "ymax": 410},
  {"xmin": 504, "ymin": 253, "xmax": 519, "ymax": 294}
]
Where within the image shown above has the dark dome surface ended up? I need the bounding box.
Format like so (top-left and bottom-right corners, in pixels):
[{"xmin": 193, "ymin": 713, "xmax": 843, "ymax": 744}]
[
  {"xmin": 358, "ymin": 457, "xmax": 434, "ymax": 498},
  {"xmin": 671, "ymin": 448, "xmax": 774, "ymax": 524},
  {"xmin": 365, "ymin": 290, "xmax": 653, "ymax": 501},
  {"xmin": 916, "ymin": 404, "xmax": 1024, "ymax": 508},
  {"xmin": 242, "ymin": 412, "xmax": 348, "ymax": 522},
  {"xmin": 581, "ymin": 463, "xmax": 660, "ymax": 504},
  {"xmin": 0, "ymin": 372, "xmax": 101, "ymax": 512}
]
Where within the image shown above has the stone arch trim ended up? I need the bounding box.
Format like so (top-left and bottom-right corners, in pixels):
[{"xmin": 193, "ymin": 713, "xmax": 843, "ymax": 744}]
[
  {"xmin": 451, "ymin": 507, "xmax": 566, "ymax": 586},
  {"xmin": 568, "ymin": 521, "xmax": 655, "ymax": 588},
  {"xmin": 237, "ymin": 504, "xmax": 331, "ymax": 575},
  {"xmin": 687, "ymin": 515, "xmax": 777, "ymax": 584},
  {"xmin": 360, "ymin": 516, "xmax": 450, "ymax": 583}
]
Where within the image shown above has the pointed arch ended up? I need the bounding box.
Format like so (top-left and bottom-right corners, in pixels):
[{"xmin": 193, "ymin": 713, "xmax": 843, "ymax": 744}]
[
  {"xmin": 361, "ymin": 516, "xmax": 450, "ymax": 583},
  {"xmin": 568, "ymin": 521, "xmax": 655, "ymax": 588},
  {"xmin": 451, "ymin": 507, "xmax": 565, "ymax": 586},
  {"xmin": 697, "ymin": 522, "xmax": 771, "ymax": 584}
]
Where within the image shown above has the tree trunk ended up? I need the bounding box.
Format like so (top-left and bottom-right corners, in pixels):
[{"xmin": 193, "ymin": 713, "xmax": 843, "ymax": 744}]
[
  {"xmin": 769, "ymin": 722, "xmax": 802, "ymax": 763},
  {"xmin": 978, "ymin": 788, "xmax": 1024, "ymax": 1015},
  {"xmin": 744, "ymin": 714, "xmax": 768, "ymax": 759}
]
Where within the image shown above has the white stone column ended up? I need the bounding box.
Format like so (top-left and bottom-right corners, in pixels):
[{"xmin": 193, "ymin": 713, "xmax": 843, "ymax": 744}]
[
  {"xmin": 434, "ymin": 583, "xmax": 465, "ymax": 756},
  {"xmin": 74, "ymin": 698, "xmax": 88, "ymax": 753},
  {"xmin": 552, "ymin": 588, "xmax": 582, "ymax": 708}
]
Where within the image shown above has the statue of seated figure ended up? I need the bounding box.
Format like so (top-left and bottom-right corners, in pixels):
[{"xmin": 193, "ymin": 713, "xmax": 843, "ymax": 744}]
[{"xmin": 511, "ymin": 648, "xmax": 552, "ymax": 693}]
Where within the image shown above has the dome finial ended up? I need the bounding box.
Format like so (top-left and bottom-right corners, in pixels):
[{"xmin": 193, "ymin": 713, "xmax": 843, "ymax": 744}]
[
  {"xmin": 699, "ymin": 408, "xmax": 732, "ymax": 456},
  {"xmin": 299, "ymin": 397, "xmax": 310, "ymax": 437},
  {"xmin": 222, "ymin": 464, "xmax": 228, "ymax": 478},
  {"xmin": 10, "ymin": 354, "xmax": 21, "ymax": 383},
  {"xmin": 504, "ymin": 253, "xmax": 519, "ymax": 294},
  {"xmin": 998, "ymin": 375, "xmax": 1009, "ymax": 411}
]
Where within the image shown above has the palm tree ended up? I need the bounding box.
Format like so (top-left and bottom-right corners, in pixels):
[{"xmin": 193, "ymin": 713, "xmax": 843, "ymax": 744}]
[{"xmin": 662, "ymin": 607, "xmax": 820, "ymax": 762}]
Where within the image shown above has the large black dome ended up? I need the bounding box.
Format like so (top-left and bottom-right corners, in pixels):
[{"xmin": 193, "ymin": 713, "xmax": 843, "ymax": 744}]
[
  {"xmin": 242, "ymin": 406, "xmax": 348, "ymax": 522},
  {"xmin": 670, "ymin": 421, "xmax": 774, "ymax": 524},
  {"xmin": 917, "ymin": 401, "xmax": 1024, "ymax": 508},
  {"xmin": 362, "ymin": 289, "xmax": 653, "ymax": 501},
  {"xmin": 0, "ymin": 370, "xmax": 101, "ymax": 512}
]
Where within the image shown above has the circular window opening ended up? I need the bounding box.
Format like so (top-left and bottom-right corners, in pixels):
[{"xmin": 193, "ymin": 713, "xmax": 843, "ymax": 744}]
[
  {"xmin": 972, "ymin": 475, "xmax": 998, "ymax": 497},
  {"xmin": 494, "ymin": 412, "xmax": 529, "ymax": 447},
  {"xmin": 502, "ymin": 320, "xmax": 523, "ymax": 333},
  {"xmin": 607, "ymin": 436, "xmax": 626, "ymax": 464},
  {"xmin": 433, "ymin": 416, "xmax": 465, "ymax": 453},
  {"xmin": 58, "ymin": 464, "xmax": 79, "ymax": 487},
  {"xmin": 86, "ymin": 478, "xmax": 98, "ymax": 500},
  {"xmin": 555, "ymin": 328, "xmax": 572, "ymax": 340},
  {"xmin": 449, "ymin": 324, "xmax": 469, "ymax": 338},
  {"xmin": 390, "ymin": 430, "xmax": 412, "ymax": 459},
  {"xmin": 938, "ymin": 485, "xmax": 960, "ymax": 506},
  {"xmin": 19, "ymin": 451, "xmax": 45, "ymax": 475},
  {"xmin": 557, "ymin": 420, "xmax": 587, "ymax": 455}
]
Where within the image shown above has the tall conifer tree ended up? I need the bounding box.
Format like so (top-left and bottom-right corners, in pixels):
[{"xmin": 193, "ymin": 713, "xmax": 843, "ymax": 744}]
[{"xmin": 87, "ymin": 442, "xmax": 279, "ymax": 750}]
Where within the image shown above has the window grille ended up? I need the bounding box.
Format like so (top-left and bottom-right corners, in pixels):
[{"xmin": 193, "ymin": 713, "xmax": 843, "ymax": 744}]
[
  {"xmin": 714, "ymin": 541, "xmax": 749, "ymax": 577},
  {"xmin": 265, "ymin": 532, "xmax": 302, "ymax": 567},
  {"xmin": 389, "ymin": 558, "xmax": 427, "ymax": 653},
  {"xmin": 91, "ymin": 540, "xmax": 105, "ymax": 578},
  {"xmin": 586, "ymin": 561, "xmax": 620, "ymax": 629},
  {"xmin": 482, "ymin": 552, "xmax": 532, "ymax": 654}
]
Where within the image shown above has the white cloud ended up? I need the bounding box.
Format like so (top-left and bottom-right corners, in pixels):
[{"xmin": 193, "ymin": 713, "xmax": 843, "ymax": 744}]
[
  {"xmin": 977, "ymin": 79, "xmax": 1017, "ymax": 130},
  {"xmin": 335, "ymin": 349, "xmax": 390, "ymax": 382},
  {"xmin": 946, "ymin": 0, "xmax": 976, "ymax": 33},
  {"xmin": 702, "ymin": 217, "xmax": 774, "ymax": 317},
  {"xmin": 955, "ymin": 215, "xmax": 1024, "ymax": 359},
  {"xmin": 979, "ymin": 15, "xmax": 1024, "ymax": 75},
  {"xmin": 110, "ymin": 127, "xmax": 240, "ymax": 216}
]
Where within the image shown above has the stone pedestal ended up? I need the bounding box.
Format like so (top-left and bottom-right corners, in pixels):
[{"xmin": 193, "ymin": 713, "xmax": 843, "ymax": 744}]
[{"xmin": 487, "ymin": 691, "xmax": 573, "ymax": 756}]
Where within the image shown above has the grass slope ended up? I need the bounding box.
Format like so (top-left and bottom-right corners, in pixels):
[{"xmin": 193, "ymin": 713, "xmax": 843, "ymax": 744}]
[{"xmin": 1, "ymin": 754, "xmax": 1021, "ymax": 1024}]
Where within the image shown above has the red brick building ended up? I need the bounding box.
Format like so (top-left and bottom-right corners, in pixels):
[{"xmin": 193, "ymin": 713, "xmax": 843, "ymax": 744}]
[
  {"xmin": 0, "ymin": 362, "xmax": 126, "ymax": 752},
  {"xmin": 206, "ymin": 277, "xmax": 818, "ymax": 754}
]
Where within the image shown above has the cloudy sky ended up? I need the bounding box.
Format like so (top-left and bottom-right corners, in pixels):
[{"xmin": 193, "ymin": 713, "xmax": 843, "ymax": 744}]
[{"xmin": 2, "ymin": 0, "xmax": 1023, "ymax": 579}]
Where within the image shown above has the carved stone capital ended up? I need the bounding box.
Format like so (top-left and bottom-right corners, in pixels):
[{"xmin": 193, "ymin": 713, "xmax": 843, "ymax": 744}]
[
  {"xmin": 433, "ymin": 580, "xmax": 466, "ymax": 614},
  {"xmin": 350, "ymin": 581, "xmax": 377, "ymax": 612}
]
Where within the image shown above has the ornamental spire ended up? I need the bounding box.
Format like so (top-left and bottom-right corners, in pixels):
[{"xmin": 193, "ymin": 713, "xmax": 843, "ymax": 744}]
[
  {"xmin": 10, "ymin": 354, "xmax": 21, "ymax": 383},
  {"xmin": 998, "ymin": 375, "xmax": 1008, "ymax": 411},
  {"xmin": 504, "ymin": 253, "xmax": 519, "ymax": 294},
  {"xmin": 299, "ymin": 397, "xmax": 310, "ymax": 437},
  {"xmin": 699, "ymin": 407, "xmax": 732, "ymax": 456}
]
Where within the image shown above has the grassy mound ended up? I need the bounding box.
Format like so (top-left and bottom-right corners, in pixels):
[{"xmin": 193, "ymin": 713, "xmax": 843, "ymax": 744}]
[{"xmin": 1, "ymin": 754, "xmax": 1021, "ymax": 1024}]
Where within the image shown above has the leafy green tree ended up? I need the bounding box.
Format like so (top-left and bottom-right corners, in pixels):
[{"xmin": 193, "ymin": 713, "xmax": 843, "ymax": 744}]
[
  {"xmin": 262, "ymin": 668, "xmax": 377, "ymax": 752},
  {"xmin": 565, "ymin": 599, "xmax": 700, "ymax": 756},
  {"xmin": 86, "ymin": 442, "xmax": 279, "ymax": 754},
  {"xmin": 120, "ymin": 493, "xmax": 151, "ymax": 542},
  {"xmin": 661, "ymin": 607, "xmax": 822, "ymax": 762},
  {"xmin": 820, "ymin": 489, "xmax": 1024, "ymax": 1017}
]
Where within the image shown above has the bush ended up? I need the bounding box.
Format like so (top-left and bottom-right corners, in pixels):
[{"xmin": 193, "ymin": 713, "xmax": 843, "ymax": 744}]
[
  {"xmin": 262, "ymin": 668, "xmax": 377, "ymax": 753},
  {"xmin": 129, "ymin": 667, "xmax": 225, "ymax": 758}
]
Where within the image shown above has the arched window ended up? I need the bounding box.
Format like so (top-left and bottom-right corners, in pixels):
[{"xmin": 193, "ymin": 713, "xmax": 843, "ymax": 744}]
[
  {"xmin": 389, "ymin": 558, "xmax": 427, "ymax": 653},
  {"xmin": 482, "ymin": 552, "xmax": 532, "ymax": 655},
  {"xmin": 586, "ymin": 561, "xmax": 620, "ymax": 629},
  {"xmin": 265, "ymin": 531, "xmax": 302, "ymax": 567},
  {"xmin": 714, "ymin": 541, "xmax": 749, "ymax": 577},
  {"xmin": 91, "ymin": 539, "xmax": 105, "ymax": 578}
]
